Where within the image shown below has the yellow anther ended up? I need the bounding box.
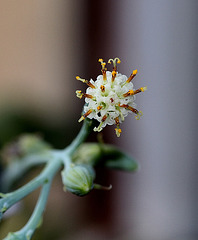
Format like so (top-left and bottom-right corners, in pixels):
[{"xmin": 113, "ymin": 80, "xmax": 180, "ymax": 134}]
[
  {"xmin": 125, "ymin": 69, "xmax": 138, "ymax": 84},
  {"xmin": 99, "ymin": 59, "xmax": 106, "ymax": 69},
  {"xmin": 111, "ymin": 70, "xmax": 117, "ymax": 82},
  {"xmin": 76, "ymin": 75, "xmax": 95, "ymax": 88},
  {"xmin": 97, "ymin": 106, "xmax": 102, "ymax": 110},
  {"xmin": 100, "ymin": 85, "xmax": 105, "ymax": 92},
  {"xmin": 115, "ymin": 128, "xmax": 122, "ymax": 137},
  {"xmin": 133, "ymin": 69, "xmax": 138, "ymax": 75},
  {"xmin": 76, "ymin": 76, "xmax": 86, "ymax": 83},
  {"xmin": 123, "ymin": 90, "xmax": 134, "ymax": 97}
]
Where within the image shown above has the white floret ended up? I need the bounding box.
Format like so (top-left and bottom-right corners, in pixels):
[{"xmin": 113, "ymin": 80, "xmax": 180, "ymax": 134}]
[{"xmin": 83, "ymin": 72, "xmax": 136, "ymax": 130}]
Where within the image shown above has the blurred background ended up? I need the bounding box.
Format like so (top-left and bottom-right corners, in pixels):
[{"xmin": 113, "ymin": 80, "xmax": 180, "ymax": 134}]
[{"xmin": 0, "ymin": 0, "xmax": 198, "ymax": 239}]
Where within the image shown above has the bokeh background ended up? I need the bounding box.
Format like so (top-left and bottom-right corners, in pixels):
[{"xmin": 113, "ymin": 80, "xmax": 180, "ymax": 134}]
[{"xmin": 0, "ymin": 1, "xmax": 198, "ymax": 240}]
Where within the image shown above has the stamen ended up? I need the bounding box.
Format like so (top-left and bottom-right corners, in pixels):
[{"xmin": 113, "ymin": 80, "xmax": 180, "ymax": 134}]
[
  {"xmin": 84, "ymin": 93, "xmax": 94, "ymax": 99},
  {"xmin": 78, "ymin": 109, "xmax": 93, "ymax": 122},
  {"xmin": 123, "ymin": 86, "xmax": 147, "ymax": 97},
  {"xmin": 123, "ymin": 90, "xmax": 134, "ymax": 97},
  {"xmin": 135, "ymin": 111, "xmax": 143, "ymax": 120},
  {"xmin": 76, "ymin": 90, "xmax": 83, "ymax": 99},
  {"xmin": 126, "ymin": 69, "xmax": 138, "ymax": 83},
  {"xmin": 76, "ymin": 76, "xmax": 95, "ymax": 89},
  {"xmin": 100, "ymin": 85, "xmax": 105, "ymax": 92},
  {"xmin": 99, "ymin": 58, "xmax": 107, "ymax": 81},
  {"xmin": 97, "ymin": 106, "xmax": 102, "ymax": 110},
  {"xmin": 115, "ymin": 128, "xmax": 122, "ymax": 137},
  {"xmin": 76, "ymin": 90, "xmax": 94, "ymax": 99},
  {"xmin": 94, "ymin": 115, "xmax": 107, "ymax": 132},
  {"xmin": 119, "ymin": 104, "xmax": 139, "ymax": 114},
  {"xmin": 108, "ymin": 57, "xmax": 121, "ymax": 71},
  {"xmin": 114, "ymin": 117, "xmax": 122, "ymax": 137}
]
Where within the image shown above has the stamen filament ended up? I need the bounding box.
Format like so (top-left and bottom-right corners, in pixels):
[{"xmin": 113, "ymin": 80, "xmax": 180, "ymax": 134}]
[
  {"xmin": 119, "ymin": 104, "xmax": 139, "ymax": 114},
  {"xmin": 99, "ymin": 58, "xmax": 107, "ymax": 81},
  {"xmin": 94, "ymin": 114, "xmax": 107, "ymax": 132},
  {"xmin": 123, "ymin": 86, "xmax": 147, "ymax": 97}
]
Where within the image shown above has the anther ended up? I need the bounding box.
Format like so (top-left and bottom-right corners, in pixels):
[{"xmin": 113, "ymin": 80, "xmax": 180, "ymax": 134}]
[
  {"xmin": 126, "ymin": 69, "xmax": 138, "ymax": 83},
  {"xmin": 111, "ymin": 70, "xmax": 117, "ymax": 82},
  {"xmin": 100, "ymin": 85, "xmax": 105, "ymax": 92},
  {"xmin": 123, "ymin": 90, "xmax": 134, "ymax": 97},
  {"xmin": 115, "ymin": 128, "xmax": 122, "ymax": 137},
  {"xmin": 97, "ymin": 106, "xmax": 102, "ymax": 110}
]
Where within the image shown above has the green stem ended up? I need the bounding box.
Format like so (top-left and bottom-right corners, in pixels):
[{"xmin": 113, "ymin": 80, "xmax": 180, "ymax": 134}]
[
  {"xmin": 1, "ymin": 152, "xmax": 51, "ymax": 193},
  {"xmin": 14, "ymin": 179, "xmax": 52, "ymax": 240},
  {"xmin": 0, "ymin": 157, "xmax": 62, "ymax": 217},
  {"xmin": 66, "ymin": 119, "xmax": 94, "ymax": 156}
]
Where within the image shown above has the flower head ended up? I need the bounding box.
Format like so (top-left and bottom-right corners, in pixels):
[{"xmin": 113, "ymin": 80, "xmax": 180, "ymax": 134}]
[{"xmin": 76, "ymin": 58, "xmax": 147, "ymax": 137}]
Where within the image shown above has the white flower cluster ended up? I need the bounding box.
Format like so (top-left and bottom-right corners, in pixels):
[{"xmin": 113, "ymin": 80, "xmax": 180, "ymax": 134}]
[{"xmin": 76, "ymin": 58, "xmax": 147, "ymax": 137}]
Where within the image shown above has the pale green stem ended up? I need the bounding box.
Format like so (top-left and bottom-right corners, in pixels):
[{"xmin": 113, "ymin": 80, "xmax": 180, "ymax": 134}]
[
  {"xmin": 1, "ymin": 152, "xmax": 51, "ymax": 192},
  {"xmin": 0, "ymin": 157, "xmax": 62, "ymax": 217},
  {"xmin": 13, "ymin": 179, "xmax": 52, "ymax": 240},
  {"xmin": 62, "ymin": 119, "xmax": 94, "ymax": 164},
  {"xmin": 0, "ymin": 119, "xmax": 94, "ymax": 220}
]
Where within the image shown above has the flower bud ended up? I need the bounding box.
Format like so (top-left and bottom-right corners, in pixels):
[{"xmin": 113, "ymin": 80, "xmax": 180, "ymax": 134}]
[
  {"xmin": 3, "ymin": 232, "xmax": 22, "ymax": 240},
  {"xmin": 61, "ymin": 164, "xmax": 95, "ymax": 196}
]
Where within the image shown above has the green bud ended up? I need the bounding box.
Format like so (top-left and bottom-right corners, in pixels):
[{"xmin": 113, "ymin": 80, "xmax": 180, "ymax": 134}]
[
  {"xmin": 1, "ymin": 134, "xmax": 51, "ymax": 166},
  {"xmin": 72, "ymin": 143, "xmax": 102, "ymax": 165},
  {"xmin": 61, "ymin": 164, "xmax": 95, "ymax": 196},
  {"xmin": 18, "ymin": 134, "xmax": 51, "ymax": 156}
]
